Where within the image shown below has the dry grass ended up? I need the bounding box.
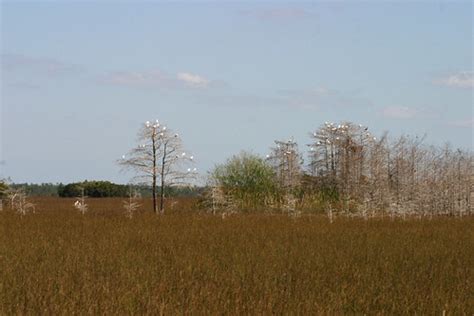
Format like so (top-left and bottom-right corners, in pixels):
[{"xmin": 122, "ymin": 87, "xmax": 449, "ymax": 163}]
[{"xmin": 1, "ymin": 198, "xmax": 473, "ymax": 314}]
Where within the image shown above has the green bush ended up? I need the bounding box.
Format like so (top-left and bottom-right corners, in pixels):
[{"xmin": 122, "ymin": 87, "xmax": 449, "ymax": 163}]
[
  {"xmin": 210, "ymin": 151, "xmax": 278, "ymax": 210},
  {"xmin": 0, "ymin": 180, "xmax": 8, "ymax": 199}
]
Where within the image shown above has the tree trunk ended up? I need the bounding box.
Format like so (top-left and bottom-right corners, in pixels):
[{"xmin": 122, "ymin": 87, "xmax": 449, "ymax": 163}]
[
  {"xmin": 159, "ymin": 142, "xmax": 168, "ymax": 214},
  {"xmin": 152, "ymin": 131, "xmax": 158, "ymax": 214},
  {"xmin": 160, "ymin": 179, "xmax": 165, "ymax": 214},
  {"xmin": 152, "ymin": 175, "xmax": 157, "ymax": 214}
]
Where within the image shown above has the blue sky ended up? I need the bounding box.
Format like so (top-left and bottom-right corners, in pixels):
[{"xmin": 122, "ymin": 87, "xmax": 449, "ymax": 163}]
[{"xmin": 1, "ymin": 1, "xmax": 472, "ymax": 183}]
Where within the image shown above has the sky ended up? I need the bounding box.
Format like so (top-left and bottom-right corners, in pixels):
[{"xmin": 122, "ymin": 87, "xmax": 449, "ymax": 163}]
[{"xmin": 1, "ymin": 1, "xmax": 473, "ymax": 184}]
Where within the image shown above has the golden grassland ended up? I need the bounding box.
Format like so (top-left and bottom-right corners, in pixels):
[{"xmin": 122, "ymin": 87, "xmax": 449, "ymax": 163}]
[{"xmin": 1, "ymin": 198, "xmax": 473, "ymax": 314}]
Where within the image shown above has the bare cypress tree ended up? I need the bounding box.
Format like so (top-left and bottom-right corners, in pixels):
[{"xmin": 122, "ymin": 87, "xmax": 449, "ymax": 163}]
[
  {"xmin": 6, "ymin": 187, "xmax": 35, "ymax": 215},
  {"xmin": 307, "ymin": 121, "xmax": 472, "ymax": 219},
  {"xmin": 73, "ymin": 188, "xmax": 88, "ymax": 215},
  {"xmin": 266, "ymin": 138, "xmax": 303, "ymax": 214},
  {"xmin": 123, "ymin": 185, "xmax": 141, "ymax": 219},
  {"xmin": 309, "ymin": 122, "xmax": 376, "ymax": 212},
  {"xmin": 267, "ymin": 138, "xmax": 303, "ymax": 191},
  {"xmin": 119, "ymin": 120, "xmax": 196, "ymax": 214}
]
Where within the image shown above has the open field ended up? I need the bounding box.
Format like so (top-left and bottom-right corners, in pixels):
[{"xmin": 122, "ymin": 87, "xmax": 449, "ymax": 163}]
[{"xmin": 1, "ymin": 198, "xmax": 473, "ymax": 314}]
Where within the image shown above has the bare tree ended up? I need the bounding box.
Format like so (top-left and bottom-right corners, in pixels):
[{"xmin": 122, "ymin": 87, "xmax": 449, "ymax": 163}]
[
  {"xmin": 266, "ymin": 138, "xmax": 303, "ymax": 215},
  {"xmin": 74, "ymin": 187, "xmax": 88, "ymax": 215},
  {"xmin": 119, "ymin": 120, "xmax": 196, "ymax": 214},
  {"xmin": 306, "ymin": 121, "xmax": 472, "ymax": 219},
  {"xmin": 6, "ymin": 187, "xmax": 35, "ymax": 215},
  {"xmin": 123, "ymin": 185, "xmax": 141, "ymax": 218},
  {"xmin": 267, "ymin": 138, "xmax": 303, "ymax": 191},
  {"xmin": 308, "ymin": 122, "xmax": 376, "ymax": 212}
]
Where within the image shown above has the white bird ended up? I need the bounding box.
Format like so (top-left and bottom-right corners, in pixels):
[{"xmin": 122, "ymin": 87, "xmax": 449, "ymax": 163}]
[
  {"xmin": 182, "ymin": 152, "xmax": 186, "ymax": 156},
  {"xmin": 122, "ymin": 155, "xmax": 126, "ymax": 159},
  {"xmin": 266, "ymin": 154, "xmax": 270, "ymax": 158},
  {"xmin": 193, "ymin": 168, "xmax": 197, "ymax": 172},
  {"xmin": 162, "ymin": 126, "xmax": 167, "ymax": 131},
  {"xmin": 155, "ymin": 119, "xmax": 159, "ymax": 123},
  {"xmin": 145, "ymin": 121, "xmax": 150, "ymax": 126},
  {"xmin": 190, "ymin": 156, "xmax": 194, "ymax": 160},
  {"xmin": 187, "ymin": 168, "xmax": 191, "ymax": 172}
]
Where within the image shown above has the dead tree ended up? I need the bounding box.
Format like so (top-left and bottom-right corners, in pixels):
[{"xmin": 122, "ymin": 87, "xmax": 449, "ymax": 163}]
[
  {"xmin": 123, "ymin": 185, "xmax": 141, "ymax": 218},
  {"xmin": 309, "ymin": 122, "xmax": 375, "ymax": 212},
  {"xmin": 73, "ymin": 187, "xmax": 88, "ymax": 215},
  {"xmin": 267, "ymin": 138, "xmax": 303, "ymax": 214},
  {"xmin": 119, "ymin": 120, "xmax": 196, "ymax": 214}
]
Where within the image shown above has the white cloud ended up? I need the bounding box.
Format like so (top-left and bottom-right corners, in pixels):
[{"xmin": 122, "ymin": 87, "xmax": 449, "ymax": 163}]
[
  {"xmin": 435, "ymin": 71, "xmax": 474, "ymax": 89},
  {"xmin": 381, "ymin": 106, "xmax": 418, "ymax": 119},
  {"xmin": 101, "ymin": 70, "xmax": 211, "ymax": 89},
  {"xmin": 177, "ymin": 72, "xmax": 209, "ymax": 88}
]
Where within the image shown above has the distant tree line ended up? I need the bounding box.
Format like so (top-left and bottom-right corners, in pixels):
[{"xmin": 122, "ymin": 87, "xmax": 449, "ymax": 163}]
[
  {"xmin": 7, "ymin": 181, "xmax": 201, "ymax": 198},
  {"xmin": 10, "ymin": 183, "xmax": 60, "ymax": 197}
]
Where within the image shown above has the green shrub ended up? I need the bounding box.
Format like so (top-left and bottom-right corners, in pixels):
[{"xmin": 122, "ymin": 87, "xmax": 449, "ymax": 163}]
[
  {"xmin": 210, "ymin": 151, "xmax": 278, "ymax": 210},
  {"xmin": 0, "ymin": 180, "xmax": 8, "ymax": 199}
]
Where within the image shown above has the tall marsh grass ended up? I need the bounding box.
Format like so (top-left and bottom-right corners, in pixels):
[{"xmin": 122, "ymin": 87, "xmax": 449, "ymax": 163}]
[{"xmin": 1, "ymin": 198, "xmax": 472, "ymax": 314}]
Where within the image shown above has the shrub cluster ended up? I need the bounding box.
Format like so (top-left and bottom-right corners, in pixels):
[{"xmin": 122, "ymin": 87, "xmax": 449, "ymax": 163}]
[{"xmin": 58, "ymin": 181, "xmax": 128, "ymax": 198}]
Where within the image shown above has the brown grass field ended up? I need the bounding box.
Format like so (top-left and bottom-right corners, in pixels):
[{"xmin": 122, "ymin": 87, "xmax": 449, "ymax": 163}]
[{"xmin": 1, "ymin": 197, "xmax": 473, "ymax": 314}]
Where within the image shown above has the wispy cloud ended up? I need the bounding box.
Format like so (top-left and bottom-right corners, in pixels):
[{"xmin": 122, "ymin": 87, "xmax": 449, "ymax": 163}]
[
  {"xmin": 434, "ymin": 71, "xmax": 474, "ymax": 89},
  {"xmin": 101, "ymin": 70, "xmax": 174, "ymax": 88},
  {"xmin": 278, "ymin": 87, "xmax": 371, "ymax": 110},
  {"xmin": 242, "ymin": 7, "xmax": 312, "ymax": 22},
  {"xmin": 381, "ymin": 106, "xmax": 418, "ymax": 119},
  {"xmin": 101, "ymin": 70, "xmax": 212, "ymax": 90},
  {"xmin": 194, "ymin": 86, "xmax": 372, "ymax": 111},
  {"xmin": 448, "ymin": 119, "xmax": 474, "ymax": 128},
  {"xmin": 1, "ymin": 53, "xmax": 83, "ymax": 76},
  {"xmin": 5, "ymin": 82, "xmax": 41, "ymax": 90},
  {"xmin": 177, "ymin": 72, "xmax": 209, "ymax": 88},
  {"xmin": 194, "ymin": 94, "xmax": 288, "ymax": 108}
]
